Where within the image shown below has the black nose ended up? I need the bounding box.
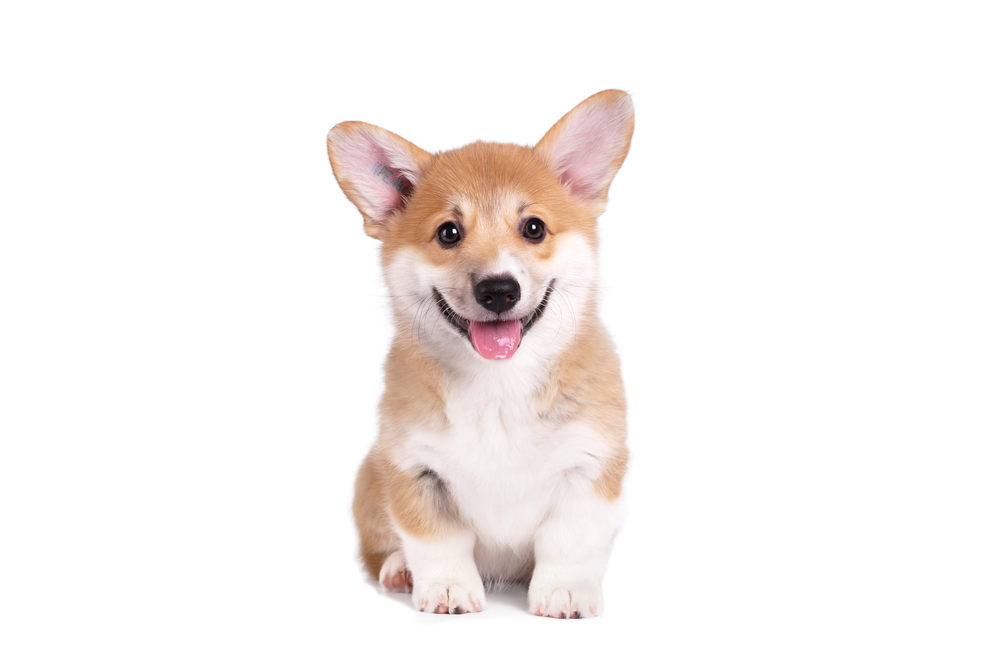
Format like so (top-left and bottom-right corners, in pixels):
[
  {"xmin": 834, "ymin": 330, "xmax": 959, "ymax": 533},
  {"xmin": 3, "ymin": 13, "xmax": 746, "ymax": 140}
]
[{"xmin": 475, "ymin": 276, "xmax": 520, "ymax": 315}]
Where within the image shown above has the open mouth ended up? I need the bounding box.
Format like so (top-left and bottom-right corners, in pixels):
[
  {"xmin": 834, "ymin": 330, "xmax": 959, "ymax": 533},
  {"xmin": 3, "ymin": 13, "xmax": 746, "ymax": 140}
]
[{"xmin": 434, "ymin": 282, "xmax": 554, "ymax": 360}]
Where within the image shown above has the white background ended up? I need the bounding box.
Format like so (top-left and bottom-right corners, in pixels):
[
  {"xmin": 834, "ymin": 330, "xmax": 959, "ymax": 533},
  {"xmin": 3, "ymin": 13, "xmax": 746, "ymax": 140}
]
[{"xmin": 2, "ymin": 1, "xmax": 998, "ymax": 665}]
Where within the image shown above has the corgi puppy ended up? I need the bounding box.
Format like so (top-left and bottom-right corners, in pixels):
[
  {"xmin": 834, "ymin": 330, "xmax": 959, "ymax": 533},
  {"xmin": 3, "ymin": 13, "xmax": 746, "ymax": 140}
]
[{"xmin": 326, "ymin": 90, "xmax": 633, "ymax": 618}]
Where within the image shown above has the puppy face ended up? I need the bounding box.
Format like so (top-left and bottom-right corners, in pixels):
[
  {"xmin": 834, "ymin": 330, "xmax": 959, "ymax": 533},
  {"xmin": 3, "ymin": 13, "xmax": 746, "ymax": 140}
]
[
  {"xmin": 327, "ymin": 90, "xmax": 633, "ymax": 363},
  {"xmin": 380, "ymin": 142, "xmax": 600, "ymax": 361}
]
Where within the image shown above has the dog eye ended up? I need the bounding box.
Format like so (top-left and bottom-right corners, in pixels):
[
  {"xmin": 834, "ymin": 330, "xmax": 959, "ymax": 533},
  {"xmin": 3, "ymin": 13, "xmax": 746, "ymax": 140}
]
[
  {"xmin": 436, "ymin": 222, "xmax": 461, "ymax": 246},
  {"xmin": 522, "ymin": 217, "xmax": 546, "ymax": 242}
]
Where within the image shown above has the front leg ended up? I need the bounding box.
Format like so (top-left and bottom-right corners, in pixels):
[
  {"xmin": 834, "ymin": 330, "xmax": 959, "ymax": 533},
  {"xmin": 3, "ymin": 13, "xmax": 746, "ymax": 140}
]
[
  {"xmin": 399, "ymin": 529, "xmax": 485, "ymax": 614},
  {"xmin": 386, "ymin": 465, "xmax": 485, "ymax": 614},
  {"xmin": 528, "ymin": 477, "xmax": 625, "ymax": 618}
]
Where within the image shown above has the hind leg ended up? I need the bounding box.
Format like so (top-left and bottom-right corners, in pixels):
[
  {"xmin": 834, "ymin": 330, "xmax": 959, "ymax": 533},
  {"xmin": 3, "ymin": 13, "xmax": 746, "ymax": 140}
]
[
  {"xmin": 353, "ymin": 450, "xmax": 400, "ymax": 580},
  {"xmin": 377, "ymin": 550, "xmax": 412, "ymax": 592}
]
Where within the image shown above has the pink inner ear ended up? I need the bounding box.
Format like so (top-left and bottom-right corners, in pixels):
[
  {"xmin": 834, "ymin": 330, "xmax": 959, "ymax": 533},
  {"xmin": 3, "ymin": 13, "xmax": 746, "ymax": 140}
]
[
  {"xmin": 336, "ymin": 129, "xmax": 419, "ymax": 221},
  {"xmin": 546, "ymin": 102, "xmax": 631, "ymax": 202}
]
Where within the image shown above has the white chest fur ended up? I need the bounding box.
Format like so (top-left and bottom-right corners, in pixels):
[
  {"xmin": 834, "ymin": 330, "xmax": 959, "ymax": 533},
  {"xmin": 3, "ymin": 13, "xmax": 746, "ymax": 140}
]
[{"xmin": 391, "ymin": 356, "xmax": 610, "ymax": 548}]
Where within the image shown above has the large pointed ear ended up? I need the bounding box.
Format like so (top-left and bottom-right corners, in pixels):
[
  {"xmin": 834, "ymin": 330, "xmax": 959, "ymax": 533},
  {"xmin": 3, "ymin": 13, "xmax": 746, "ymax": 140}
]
[
  {"xmin": 326, "ymin": 121, "xmax": 432, "ymax": 240},
  {"xmin": 533, "ymin": 90, "xmax": 634, "ymax": 212}
]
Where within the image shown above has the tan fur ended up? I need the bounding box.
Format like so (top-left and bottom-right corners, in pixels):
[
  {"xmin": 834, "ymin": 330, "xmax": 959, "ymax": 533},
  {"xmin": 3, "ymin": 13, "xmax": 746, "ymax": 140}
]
[
  {"xmin": 379, "ymin": 142, "xmax": 597, "ymax": 267},
  {"xmin": 332, "ymin": 91, "xmax": 633, "ymax": 582},
  {"xmin": 536, "ymin": 313, "xmax": 629, "ymax": 501},
  {"xmin": 352, "ymin": 450, "xmax": 396, "ymax": 579}
]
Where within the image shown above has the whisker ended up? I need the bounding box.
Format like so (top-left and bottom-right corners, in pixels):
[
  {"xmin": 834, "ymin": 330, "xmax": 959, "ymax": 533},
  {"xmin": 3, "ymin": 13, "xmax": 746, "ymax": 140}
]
[{"xmin": 409, "ymin": 293, "xmax": 433, "ymax": 346}]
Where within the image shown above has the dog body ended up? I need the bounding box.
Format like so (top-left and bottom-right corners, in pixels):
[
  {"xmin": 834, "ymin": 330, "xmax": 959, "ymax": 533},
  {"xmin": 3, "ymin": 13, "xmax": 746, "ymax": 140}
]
[{"xmin": 327, "ymin": 91, "xmax": 633, "ymax": 617}]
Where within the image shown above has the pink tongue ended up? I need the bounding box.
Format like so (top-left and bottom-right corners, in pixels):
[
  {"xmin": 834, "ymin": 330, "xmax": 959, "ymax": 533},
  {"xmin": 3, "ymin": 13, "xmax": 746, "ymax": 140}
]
[{"xmin": 469, "ymin": 319, "xmax": 522, "ymax": 360}]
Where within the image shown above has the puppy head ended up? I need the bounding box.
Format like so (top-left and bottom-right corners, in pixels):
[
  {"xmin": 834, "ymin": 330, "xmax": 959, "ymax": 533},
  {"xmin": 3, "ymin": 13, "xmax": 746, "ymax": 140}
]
[{"xmin": 327, "ymin": 90, "xmax": 633, "ymax": 363}]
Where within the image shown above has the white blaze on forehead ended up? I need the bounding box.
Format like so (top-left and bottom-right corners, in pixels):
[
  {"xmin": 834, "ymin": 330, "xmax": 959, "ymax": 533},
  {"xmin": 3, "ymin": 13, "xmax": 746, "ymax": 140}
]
[{"xmin": 448, "ymin": 190, "xmax": 527, "ymax": 238}]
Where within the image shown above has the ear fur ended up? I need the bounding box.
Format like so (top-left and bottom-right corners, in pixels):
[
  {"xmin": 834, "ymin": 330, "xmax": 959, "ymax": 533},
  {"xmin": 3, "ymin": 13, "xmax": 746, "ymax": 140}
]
[
  {"xmin": 326, "ymin": 122, "xmax": 432, "ymax": 240},
  {"xmin": 533, "ymin": 90, "xmax": 634, "ymax": 212}
]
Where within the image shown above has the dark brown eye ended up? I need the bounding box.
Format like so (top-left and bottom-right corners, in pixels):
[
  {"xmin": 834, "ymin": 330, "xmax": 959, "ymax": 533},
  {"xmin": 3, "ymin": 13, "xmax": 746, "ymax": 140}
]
[
  {"xmin": 437, "ymin": 222, "xmax": 461, "ymax": 246},
  {"xmin": 523, "ymin": 217, "xmax": 546, "ymax": 242}
]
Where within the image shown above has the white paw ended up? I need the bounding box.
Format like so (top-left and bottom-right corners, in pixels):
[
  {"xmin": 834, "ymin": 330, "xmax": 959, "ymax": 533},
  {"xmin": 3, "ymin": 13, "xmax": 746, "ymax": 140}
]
[
  {"xmin": 378, "ymin": 550, "xmax": 412, "ymax": 592},
  {"xmin": 412, "ymin": 578, "xmax": 485, "ymax": 614},
  {"xmin": 528, "ymin": 582, "xmax": 602, "ymax": 619}
]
